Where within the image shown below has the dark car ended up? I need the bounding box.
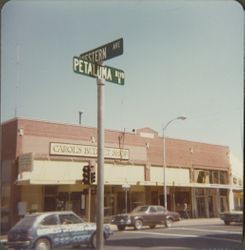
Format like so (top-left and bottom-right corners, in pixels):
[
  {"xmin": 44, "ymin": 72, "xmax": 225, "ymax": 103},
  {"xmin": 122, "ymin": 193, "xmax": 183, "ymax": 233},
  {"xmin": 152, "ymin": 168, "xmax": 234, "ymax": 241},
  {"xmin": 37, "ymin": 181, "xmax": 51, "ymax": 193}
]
[
  {"xmin": 220, "ymin": 210, "xmax": 243, "ymax": 225},
  {"xmin": 7, "ymin": 211, "xmax": 112, "ymax": 250},
  {"xmin": 111, "ymin": 205, "xmax": 180, "ymax": 231}
]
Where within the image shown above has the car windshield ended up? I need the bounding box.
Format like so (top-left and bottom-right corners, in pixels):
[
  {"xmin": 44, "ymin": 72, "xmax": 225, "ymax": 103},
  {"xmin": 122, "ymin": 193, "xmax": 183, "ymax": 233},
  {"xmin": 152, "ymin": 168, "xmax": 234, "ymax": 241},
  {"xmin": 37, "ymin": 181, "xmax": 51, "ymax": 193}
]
[
  {"xmin": 131, "ymin": 206, "xmax": 149, "ymax": 213},
  {"xmin": 12, "ymin": 215, "xmax": 38, "ymax": 230}
]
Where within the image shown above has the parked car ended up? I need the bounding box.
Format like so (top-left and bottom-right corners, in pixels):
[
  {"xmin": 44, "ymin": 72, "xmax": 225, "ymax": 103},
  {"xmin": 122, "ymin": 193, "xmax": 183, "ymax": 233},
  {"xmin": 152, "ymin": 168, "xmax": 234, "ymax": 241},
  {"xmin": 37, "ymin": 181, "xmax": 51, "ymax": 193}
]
[
  {"xmin": 220, "ymin": 209, "xmax": 243, "ymax": 225},
  {"xmin": 7, "ymin": 211, "xmax": 113, "ymax": 250},
  {"xmin": 111, "ymin": 205, "xmax": 180, "ymax": 231}
]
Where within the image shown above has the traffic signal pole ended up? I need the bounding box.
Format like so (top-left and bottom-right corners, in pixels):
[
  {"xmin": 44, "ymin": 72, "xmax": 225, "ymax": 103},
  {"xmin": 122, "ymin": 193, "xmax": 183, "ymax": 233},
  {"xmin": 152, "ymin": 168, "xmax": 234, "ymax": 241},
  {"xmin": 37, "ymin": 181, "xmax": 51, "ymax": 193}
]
[{"xmin": 97, "ymin": 76, "xmax": 104, "ymax": 250}]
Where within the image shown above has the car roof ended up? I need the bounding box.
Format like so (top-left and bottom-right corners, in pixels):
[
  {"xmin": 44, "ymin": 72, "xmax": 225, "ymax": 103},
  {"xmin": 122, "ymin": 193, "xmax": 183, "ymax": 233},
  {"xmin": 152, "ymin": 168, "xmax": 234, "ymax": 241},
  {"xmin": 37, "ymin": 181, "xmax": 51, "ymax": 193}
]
[
  {"xmin": 137, "ymin": 205, "xmax": 164, "ymax": 208},
  {"xmin": 22, "ymin": 211, "xmax": 79, "ymax": 224},
  {"xmin": 24, "ymin": 211, "xmax": 76, "ymax": 218}
]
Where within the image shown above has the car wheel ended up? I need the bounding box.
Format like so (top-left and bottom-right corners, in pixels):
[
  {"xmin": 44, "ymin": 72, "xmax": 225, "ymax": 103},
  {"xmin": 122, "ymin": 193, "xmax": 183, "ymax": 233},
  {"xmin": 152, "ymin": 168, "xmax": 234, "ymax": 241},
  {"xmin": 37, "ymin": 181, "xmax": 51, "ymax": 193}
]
[
  {"xmin": 165, "ymin": 218, "xmax": 173, "ymax": 228},
  {"xmin": 134, "ymin": 219, "xmax": 143, "ymax": 230},
  {"xmin": 117, "ymin": 225, "xmax": 126, "ymax": 231},
  {"xmin": 149, "ymin": 225, "xmax": 156, "ymax": 229},
  {"xmin": 35, "ymin": 238, "xmax": 51, "ymax": 250}
]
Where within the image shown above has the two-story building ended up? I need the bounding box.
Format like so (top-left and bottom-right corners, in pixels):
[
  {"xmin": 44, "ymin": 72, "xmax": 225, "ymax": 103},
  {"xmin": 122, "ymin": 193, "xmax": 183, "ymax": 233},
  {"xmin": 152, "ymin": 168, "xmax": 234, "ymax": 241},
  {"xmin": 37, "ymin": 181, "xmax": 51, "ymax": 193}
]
[{"xmin": 0, "ymin": 118, "xmax": 237, "ymax": 233}]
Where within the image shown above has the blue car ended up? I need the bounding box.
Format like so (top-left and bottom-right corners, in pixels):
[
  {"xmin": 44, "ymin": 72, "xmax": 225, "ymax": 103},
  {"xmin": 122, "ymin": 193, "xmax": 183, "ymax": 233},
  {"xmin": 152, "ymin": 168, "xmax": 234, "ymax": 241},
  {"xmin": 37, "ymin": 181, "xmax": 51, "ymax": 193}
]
[{"xmin": 7, "ymin": 211, "xmax": 113, "ymax": 250}]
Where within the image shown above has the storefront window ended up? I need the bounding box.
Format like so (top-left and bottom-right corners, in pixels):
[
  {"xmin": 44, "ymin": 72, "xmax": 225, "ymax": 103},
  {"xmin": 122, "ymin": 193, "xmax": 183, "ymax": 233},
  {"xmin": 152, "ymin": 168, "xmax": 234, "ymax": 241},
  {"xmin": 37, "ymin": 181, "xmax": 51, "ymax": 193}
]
[
  {"xmin": 195, "ymin": 188, "xmax": 205, "ymax": 196},
  {"xmin": 212, "ymin": 171, "xmax": 219, "ymax": 184},
  {"xmin": 220, "ymin": 171, "xmax": 228, "ymax": 184},
  {"xmin": 194, "ymin": 170, "xmax": 228, "ymax": 185},
  {"xmin": 195, "ymin": 170, "xmax": 209, "ymax": 183}
]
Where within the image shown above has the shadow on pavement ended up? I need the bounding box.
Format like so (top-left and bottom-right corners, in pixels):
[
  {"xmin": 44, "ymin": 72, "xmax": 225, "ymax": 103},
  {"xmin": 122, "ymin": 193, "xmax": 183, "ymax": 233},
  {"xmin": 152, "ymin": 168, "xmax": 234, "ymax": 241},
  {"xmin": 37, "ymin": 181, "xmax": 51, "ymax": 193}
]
[{"xmin": 105, "ymin": 233, "xmax": 242, "ymax": 250}]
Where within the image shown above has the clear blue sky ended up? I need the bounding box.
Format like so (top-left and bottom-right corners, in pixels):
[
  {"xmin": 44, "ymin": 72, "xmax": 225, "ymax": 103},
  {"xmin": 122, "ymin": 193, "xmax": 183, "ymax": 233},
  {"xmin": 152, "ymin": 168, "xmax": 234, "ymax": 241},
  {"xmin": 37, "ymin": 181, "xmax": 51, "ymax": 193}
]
[{"xmin": 1, "ymin": 0, "xmax": 244, "ymax": 171}]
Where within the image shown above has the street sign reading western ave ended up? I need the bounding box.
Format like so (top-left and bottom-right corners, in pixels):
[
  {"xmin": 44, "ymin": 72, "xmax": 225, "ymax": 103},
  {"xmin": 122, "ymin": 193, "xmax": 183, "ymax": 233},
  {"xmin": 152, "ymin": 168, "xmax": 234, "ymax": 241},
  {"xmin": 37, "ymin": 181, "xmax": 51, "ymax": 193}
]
[
  {"xmin": 79, "ymin": 38, "xmax": 123, "ymax": 63},
  {"xmin": 73, "ymin": 57, "xmax": 125, "ymax": 85}
]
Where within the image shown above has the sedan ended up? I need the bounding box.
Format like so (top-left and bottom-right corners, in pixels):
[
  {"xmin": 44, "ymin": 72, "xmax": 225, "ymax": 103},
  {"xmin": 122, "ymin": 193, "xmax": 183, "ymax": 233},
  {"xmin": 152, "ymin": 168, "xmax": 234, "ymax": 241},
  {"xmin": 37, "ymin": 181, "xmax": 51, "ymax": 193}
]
[
  {"xmin": 7, "ymin": 211, "xmax": 112, "ymax": 250},
  {"xmin": 111, "ymin": 205, "xmax": 180, "ymax": 231},
  {"xmin": 220, "ymin": 210, "xmax": 243, "ymax": 225}
]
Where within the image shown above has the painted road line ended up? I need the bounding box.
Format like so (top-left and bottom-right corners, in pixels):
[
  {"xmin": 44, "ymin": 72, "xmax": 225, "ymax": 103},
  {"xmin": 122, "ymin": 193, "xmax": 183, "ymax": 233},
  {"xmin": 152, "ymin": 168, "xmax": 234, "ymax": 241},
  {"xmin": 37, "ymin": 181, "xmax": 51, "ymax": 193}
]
[
  {"xmin": 125, "ymin": 229, "xmax": 242, "ymax": 244},
  {"xmin": 123, "ymin": 231, "xmax": 198, "ymax": 238},
  {"xmin": 170, "ymin": 227, "xmax": 242, "ymax": 235}
]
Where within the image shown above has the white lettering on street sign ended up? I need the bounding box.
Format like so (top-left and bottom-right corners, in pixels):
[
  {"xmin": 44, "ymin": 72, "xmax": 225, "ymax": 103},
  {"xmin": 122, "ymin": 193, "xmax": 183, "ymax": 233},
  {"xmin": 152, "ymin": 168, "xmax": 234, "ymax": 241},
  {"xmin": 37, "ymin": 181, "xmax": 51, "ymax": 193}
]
[
  {"xmin": 73, "ymin": 57, "xmax": 125, "ymax": 85},
  {"xmin": 80, "ymin": 38, "xmax": 123, "ymax": 63},
  {"xmin": 80, "ymin": 47, "xmax": 107, "ymax": 63}
]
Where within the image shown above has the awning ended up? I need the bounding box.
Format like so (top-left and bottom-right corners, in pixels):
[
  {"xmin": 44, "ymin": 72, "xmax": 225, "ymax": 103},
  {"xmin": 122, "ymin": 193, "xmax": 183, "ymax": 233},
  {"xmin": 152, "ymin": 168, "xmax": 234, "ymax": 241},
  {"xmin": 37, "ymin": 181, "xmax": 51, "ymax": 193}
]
[{"xmin": 16, "ymin": 159, "xmax": 82, "ymax": 185}]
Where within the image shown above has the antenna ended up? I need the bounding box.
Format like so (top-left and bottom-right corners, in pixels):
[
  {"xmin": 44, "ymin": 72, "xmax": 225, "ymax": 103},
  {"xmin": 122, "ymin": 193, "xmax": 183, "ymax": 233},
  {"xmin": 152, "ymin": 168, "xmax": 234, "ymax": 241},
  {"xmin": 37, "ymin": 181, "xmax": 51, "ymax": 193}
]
[
  {"xmin": 15, "ymin": 44, "xmax": 21, "ymax": 117},
  {"xmin": 79, "ymin": 111, "xmax": 83, "ymax": 125}
]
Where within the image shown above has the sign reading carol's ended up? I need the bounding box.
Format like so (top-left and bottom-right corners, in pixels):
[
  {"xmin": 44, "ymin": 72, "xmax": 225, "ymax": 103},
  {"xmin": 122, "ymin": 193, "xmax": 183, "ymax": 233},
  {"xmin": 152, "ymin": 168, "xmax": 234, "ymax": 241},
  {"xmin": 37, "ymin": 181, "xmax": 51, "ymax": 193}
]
[{"xmin": 50, "ymin": 142, "xmax": 129, "ymax": 160}]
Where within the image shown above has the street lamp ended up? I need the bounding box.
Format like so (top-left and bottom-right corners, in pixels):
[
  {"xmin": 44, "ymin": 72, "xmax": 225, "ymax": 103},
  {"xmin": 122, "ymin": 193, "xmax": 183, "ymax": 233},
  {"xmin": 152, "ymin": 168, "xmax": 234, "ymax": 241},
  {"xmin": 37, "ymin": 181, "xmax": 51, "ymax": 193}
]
[{"xmin": 163, "ymin": 116, "xmax": 187, "ymax": 209}]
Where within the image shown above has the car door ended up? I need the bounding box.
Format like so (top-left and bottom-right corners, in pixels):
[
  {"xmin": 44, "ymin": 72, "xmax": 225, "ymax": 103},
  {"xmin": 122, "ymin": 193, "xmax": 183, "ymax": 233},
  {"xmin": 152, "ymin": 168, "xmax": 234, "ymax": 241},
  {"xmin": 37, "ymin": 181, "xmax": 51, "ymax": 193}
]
[
  {"xmin": 59, "ymin": 213, "xmax": 93, "ymax": 246},
  {"xmin": 146, "ymin": 206, "xmax": 158, "ymax": 225},
  {"xmin": 156, "ymin": 206, "xmax": 166, "ymax": 224},
  {"xmin": 38, "ymin": 214, "xmax": 63, "ymax": 248}
]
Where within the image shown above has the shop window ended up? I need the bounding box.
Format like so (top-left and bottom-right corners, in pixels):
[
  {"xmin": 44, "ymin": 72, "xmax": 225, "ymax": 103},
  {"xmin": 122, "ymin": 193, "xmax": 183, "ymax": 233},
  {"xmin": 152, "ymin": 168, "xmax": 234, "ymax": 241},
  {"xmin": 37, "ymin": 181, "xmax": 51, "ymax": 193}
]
[
  {"xmin": 71, "ymin": 192, "xmax": 82, "ymax": 200},
  {"xmin": 220, "ymin": 189, "xmax": 227, "ymax": 196},
  {"xmin": 212, "ymin": 171, "xmax": 219, "ymax": 184},
  {"xmin": 44, "ymin": 186, "xmax": 57, "ymax": 195},
  {"xmin": 220, "ymin": 196, "xmax": 228, "ymax": 212},
  {"xmin": 220, "ymin": 171, "xmax": 228, "ymax": 184},
  {"xmin": 195, "ymin": 188, "xmax": 205, "ymax": 196},
  {"xmin": 195, "ymin": 170, "xmax": 209, "ymax": 183}
]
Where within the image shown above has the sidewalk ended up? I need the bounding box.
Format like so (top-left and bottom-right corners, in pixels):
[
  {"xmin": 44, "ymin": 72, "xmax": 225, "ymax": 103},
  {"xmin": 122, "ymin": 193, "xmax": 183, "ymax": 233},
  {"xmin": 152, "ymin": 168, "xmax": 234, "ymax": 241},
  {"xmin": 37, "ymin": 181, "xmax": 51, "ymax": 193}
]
[
  {"xmin": 108, "ymin": 217, "xmax": 223, "ymax": 231},
  {"xmin": 175, "ymin": 217, "xmax": 222, "ymax": 226}
]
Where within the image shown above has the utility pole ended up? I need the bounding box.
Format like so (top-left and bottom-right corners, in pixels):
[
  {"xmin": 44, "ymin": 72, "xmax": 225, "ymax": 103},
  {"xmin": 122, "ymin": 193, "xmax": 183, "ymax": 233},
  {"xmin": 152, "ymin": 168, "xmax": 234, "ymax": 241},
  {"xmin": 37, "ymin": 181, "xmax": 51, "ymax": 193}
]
[{"xmin": 96, "ymin": 77, "xmax": 104, "ymax": 250}]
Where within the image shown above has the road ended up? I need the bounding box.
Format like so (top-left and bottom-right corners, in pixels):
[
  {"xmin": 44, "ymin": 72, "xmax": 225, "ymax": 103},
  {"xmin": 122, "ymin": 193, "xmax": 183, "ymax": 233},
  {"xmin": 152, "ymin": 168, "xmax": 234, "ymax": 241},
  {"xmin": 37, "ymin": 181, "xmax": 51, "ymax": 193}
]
[
  {"xmin": 104, "ymin": 218, "xmax": 242, "ymax": 250},
  {"xmin": 76, "ymin": 218, "xmax": 242, "ymax": 250},
  {"xmin": 3, "ymin": 218, "xmax": 242, "ymax": 250}
]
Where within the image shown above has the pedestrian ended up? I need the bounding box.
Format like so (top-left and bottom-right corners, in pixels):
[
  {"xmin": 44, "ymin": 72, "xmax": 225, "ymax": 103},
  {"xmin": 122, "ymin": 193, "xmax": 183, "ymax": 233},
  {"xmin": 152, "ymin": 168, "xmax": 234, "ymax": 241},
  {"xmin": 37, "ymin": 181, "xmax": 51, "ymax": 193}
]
[{"xmin": 183, "ymin": 203, "xmax": 189, "ymax": 219}]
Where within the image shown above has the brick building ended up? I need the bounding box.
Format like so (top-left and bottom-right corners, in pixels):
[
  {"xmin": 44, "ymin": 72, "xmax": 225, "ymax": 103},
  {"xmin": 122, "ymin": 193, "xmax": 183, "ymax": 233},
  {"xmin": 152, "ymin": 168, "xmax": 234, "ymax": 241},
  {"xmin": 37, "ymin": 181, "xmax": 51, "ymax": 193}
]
[{"xmin": 0, "ymin": 118, "xmax": 237, "ymax": 233}]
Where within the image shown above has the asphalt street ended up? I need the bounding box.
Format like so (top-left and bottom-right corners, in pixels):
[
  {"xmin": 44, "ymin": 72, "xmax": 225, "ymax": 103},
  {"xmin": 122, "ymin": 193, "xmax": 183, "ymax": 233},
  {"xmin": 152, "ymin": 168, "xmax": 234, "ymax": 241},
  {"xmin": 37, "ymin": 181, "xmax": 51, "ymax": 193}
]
[
  {"xmin": 1, "ymin": 218, "xmax": 243, "ymax": 250},
  {"xmin": 52, "ymin": 218, "xmax": 243, "ymax": 250}
]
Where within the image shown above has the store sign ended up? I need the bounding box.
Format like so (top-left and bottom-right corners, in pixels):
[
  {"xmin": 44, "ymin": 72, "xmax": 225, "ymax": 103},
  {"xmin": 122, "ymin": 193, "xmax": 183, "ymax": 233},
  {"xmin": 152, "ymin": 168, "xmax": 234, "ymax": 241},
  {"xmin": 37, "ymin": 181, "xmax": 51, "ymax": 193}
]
[
  {"xmin": 19, "ymin": 153, "xmax": 33, "ymax": 172},
  {"xmin": 50, "ymin": 142, "xmax": 129, "ymax": 160}
]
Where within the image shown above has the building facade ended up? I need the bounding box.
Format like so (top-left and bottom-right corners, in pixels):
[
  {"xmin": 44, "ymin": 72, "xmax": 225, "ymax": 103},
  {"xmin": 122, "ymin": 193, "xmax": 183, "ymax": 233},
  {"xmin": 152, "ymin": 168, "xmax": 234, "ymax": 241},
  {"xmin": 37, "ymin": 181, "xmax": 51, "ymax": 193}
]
[{"xmin": 0, "ymin": 118, "xmax": 240, "ymax": 233}]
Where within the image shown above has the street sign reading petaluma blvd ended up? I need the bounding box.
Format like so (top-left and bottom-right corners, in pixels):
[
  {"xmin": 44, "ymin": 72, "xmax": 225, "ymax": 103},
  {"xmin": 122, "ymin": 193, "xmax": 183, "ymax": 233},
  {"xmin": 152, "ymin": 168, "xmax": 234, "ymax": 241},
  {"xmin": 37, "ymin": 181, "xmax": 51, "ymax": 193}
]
[
  {"xmin": 73, "ymin": 57, "xmax": 125, "ymax": 85},
  {"xmin": 80, "ymin": 38, "xmax": 123, "ymax": 63}
]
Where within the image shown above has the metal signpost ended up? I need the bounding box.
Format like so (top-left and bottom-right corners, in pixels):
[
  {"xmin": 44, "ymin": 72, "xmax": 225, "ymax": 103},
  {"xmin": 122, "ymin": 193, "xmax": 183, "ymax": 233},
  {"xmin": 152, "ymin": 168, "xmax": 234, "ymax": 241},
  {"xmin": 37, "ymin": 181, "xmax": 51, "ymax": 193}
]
[
  {"xmin": 122, "ymin": 183, "xmax": 130, "ymax": 214},
  {"xmin": 73, "ymin": 38, "xmax": 124, "ymax": 250}
]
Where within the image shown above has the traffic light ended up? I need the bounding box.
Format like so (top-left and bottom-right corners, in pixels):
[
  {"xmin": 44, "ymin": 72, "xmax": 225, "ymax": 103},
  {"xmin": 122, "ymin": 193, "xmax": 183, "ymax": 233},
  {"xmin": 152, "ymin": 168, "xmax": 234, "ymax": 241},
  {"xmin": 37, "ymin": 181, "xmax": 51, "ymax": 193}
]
[
  {"xmin": 82, "ymin": 165, "xmax": 91, "ymax": 184},
  {"xmin": 90, "ymin": 166, "xmax": 96, "ymax": 184}
]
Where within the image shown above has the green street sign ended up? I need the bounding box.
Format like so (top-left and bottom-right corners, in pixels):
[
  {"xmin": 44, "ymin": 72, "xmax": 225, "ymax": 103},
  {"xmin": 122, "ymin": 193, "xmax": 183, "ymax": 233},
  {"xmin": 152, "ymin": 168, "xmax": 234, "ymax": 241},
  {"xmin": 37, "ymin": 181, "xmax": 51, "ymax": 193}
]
[
  {"xmin": 80, "ymin": 38, "xmax": 123, "ymax": 63},
  {"xmin": 73, "ymin": 57, "xmax": 125, "ymax": 85}
]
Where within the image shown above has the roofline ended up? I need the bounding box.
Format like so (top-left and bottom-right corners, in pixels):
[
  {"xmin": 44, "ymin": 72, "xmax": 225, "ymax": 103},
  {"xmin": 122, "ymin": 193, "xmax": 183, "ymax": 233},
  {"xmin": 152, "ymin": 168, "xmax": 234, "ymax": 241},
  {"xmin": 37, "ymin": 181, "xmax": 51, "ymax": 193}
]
[{"xmin": 1, "ymin": 117, "xmax": 229, "ymax": 149}]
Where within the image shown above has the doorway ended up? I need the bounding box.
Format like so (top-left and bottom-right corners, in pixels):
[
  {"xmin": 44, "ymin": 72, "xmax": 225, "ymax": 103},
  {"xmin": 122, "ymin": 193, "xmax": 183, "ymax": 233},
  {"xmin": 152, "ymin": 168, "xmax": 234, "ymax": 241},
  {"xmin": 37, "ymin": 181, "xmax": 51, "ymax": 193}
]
[
  {"xmin": 104, "ymin": 194, "xmax": 117, "ymax": 216},
  {"xmin": 196, "ymin": 197, "xmax": 206, "ymax": 217}
]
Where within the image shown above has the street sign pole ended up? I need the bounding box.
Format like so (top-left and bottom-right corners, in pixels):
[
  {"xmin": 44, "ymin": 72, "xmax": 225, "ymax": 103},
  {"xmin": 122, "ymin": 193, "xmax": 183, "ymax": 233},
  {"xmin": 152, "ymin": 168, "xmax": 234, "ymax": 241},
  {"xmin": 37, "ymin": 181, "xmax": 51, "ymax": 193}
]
[
  {"xmin": 73, "ymin": 38, "xmax": 124, "ymax": 250},
  {"xmin": 97, "ymin": 76, "xmax": 104, "ymax": 250}
]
